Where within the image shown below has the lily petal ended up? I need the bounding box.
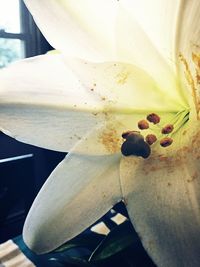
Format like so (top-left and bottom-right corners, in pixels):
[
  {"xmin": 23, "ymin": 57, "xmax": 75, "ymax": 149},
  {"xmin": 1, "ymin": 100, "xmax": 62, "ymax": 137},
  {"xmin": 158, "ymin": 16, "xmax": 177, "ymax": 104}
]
[
  {"xmin": 66, "ymin": 59, "xmax": 186, "ymax": 112},
  {"xmin": 63, "ymin": 59, "xmax": 183, "ymax": 156},
  {"xmin": 116, "ymin": 5, "xmax": 187, "ymax": 107},
  {"xmin": 23, "ymin": 0, "xmax": 119, "ymax": 61},
  {"xmin": 0, "ymin": 53, "xmax": 178, "ymax": 156},
  {"xmin": 23, "ymin": 151, "xmax": 122, "ymax": 254},
  {"xmin": 120, "ymin": 0, "xmax": 180, "ymax": 65},
  {"xmin": 176, "ymin": 0, "xmax": 200, "ymax": 58},
  {"xmin": 0, "ymin": 53, "xmax": 105, "ymax": 152},
  {"xmin": 175, "ymin": 0, "xmax": 200, "ymax": 116},
  {"xmin": 120, "ymin": 122, "xmax": 200, "ymax": 267}
]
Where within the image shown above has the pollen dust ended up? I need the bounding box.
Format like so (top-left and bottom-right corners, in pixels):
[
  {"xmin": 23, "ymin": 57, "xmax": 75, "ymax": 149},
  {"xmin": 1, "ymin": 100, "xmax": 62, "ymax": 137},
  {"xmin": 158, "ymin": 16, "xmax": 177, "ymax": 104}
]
[
  {"xmin": 98, "ymin": 111, "xmax": 123, "ymax": 153},
  {"xmin": 98, "ymin": 123, "xmax": 122, "ymax": 153}
]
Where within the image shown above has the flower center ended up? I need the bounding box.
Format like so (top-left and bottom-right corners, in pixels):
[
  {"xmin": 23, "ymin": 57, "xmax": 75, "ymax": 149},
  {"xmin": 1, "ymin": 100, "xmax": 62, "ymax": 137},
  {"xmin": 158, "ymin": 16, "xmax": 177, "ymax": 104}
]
[{"xmin": 121, "ymin": 109, "xmax": 190, "ymax": 158}]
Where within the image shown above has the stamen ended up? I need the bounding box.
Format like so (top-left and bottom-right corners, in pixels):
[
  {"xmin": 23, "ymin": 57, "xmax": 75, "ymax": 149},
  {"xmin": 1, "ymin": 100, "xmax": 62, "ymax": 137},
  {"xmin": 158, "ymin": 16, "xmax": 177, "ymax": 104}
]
[
  {"xmin": 121, "ymin": 109, "xmax": 188, "ymax": 158},
  {"xmin": 146, "ymin": 113, "xmax": 160, "ymax": 124},
  {"xmin": 122, "ymin": 130, "xmax": 140, "ymax": 139},
  {"xmin": 145, "ymin": 134, "xmax": 157, "ymax": 145},
  {"xmin": 161, "ymin": 124, "xmax": 174, "ymax": 134},
  {"xmin": 138, "ymin": 120, "xmax": 149, "ymax": 130},
  {"xmin": 160, "ymin": 137, "xmax": 173, "ymax": 147}
]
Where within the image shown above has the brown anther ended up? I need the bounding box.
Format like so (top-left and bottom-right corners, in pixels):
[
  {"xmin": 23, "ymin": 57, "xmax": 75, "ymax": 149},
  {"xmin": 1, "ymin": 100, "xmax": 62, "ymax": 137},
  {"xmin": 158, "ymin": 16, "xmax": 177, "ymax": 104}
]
[
  {"xmin": 146, "ymin": 113, "xmax": 160, "ymax": 124},
  {"xmin": 161, "ymin": 124, "xmax": 174, "ymax": 134},
  {"xmin": 122, "ymin": 130, "xmax": 140, "ymax": 139},
  {"xmin": 138, "ymin": 120, "xmax": 149, "ymax": 130},
  {"xmin": 160, "ymin": 137, "xmax": 173, "ymax": 147},
  {"xmin": 145, "ymin": 134, "xmax": 157, "ymax": 145}
]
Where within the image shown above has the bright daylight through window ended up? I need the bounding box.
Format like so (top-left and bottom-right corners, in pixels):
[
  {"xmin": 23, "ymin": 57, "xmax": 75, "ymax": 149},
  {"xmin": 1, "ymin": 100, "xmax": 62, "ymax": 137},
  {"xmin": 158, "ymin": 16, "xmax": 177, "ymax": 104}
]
[{"xmin": 0, "ymin": 0, "xmax": 24, "ymax": 68}]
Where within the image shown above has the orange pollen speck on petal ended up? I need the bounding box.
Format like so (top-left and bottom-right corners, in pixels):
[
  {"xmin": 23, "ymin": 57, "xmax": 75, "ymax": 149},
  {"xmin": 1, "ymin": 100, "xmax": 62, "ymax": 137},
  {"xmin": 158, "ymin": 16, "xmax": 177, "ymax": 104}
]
[
  {"xmin": 179, "ymin": 53, "xmax": 199, "ymax": 119},
  {"xmin": 99, "ymin": 125, "xmax": 122, "ymax": 153},
  {"xmin": 192, "ymin": 52, "xmax": 200, "ymax": 85}
]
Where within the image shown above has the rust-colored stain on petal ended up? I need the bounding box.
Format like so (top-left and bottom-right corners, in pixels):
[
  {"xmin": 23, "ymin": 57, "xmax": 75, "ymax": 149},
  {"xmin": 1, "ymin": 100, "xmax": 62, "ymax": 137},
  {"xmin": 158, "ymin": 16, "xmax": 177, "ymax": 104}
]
[
  {"xmin": 99, "ymin": 123, "xmax": 122, "ymax": 153},
  {"xmin": 97, "ymin": 109, "xmax": 123, "ymax": 153},
  {"xmin": 192, "ymin": 52, "xmax": 200, "ymax": 84},
  {"xmin": 192, "ymin": 52, "xmax": 200, "ymax": 68},
  {"xmin": 187, "ymin": 171, "xmax": 198, "ymax": 183},
  {"xmin": 179, "ymin": 53, "xmax": 199, "ymax": 118}
]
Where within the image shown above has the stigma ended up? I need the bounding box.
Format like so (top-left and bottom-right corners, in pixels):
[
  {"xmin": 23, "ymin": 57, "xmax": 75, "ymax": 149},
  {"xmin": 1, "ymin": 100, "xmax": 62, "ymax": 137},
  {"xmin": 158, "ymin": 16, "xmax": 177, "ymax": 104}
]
[{"xmin": 121, "ymin": 131, "xmax": 151, "ymax": 158}]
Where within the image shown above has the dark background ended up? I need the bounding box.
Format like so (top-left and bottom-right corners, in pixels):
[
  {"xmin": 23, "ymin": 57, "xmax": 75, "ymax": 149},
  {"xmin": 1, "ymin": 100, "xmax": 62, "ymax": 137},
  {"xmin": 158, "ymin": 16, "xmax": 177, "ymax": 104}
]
[
  {"xmin": 0, "ymin": 1, "xmax": 66, "ymax": 241},
  {"xmin": 0, "ymin": 131, "xmax": 66, "ymax": 242}
]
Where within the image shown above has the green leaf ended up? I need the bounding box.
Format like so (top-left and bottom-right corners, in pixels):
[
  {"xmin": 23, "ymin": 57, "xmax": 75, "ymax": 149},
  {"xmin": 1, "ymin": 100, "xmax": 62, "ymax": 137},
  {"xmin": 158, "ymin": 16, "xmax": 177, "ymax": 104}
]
[
  {"xmin": 54, "ymin": 233, "xmax": 104, "ymax": 253},
  {"xmin": 49, "ymin": 256, "xmax": 94, "ymax": 267},
  {"xmin": 89, "ymin": 220, "xmax": 139, "ymax": 262}
]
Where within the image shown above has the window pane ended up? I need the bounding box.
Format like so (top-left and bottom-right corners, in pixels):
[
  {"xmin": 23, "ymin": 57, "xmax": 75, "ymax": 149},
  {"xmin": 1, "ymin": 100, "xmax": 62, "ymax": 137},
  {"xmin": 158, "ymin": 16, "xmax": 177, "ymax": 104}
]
[
  {"xmin": 0, "ymin": 38, "xmax": 24, "ymax": 68},
  {"xmin": 0, "ymin": 0, "xmax": 21, "ymax": 33}
]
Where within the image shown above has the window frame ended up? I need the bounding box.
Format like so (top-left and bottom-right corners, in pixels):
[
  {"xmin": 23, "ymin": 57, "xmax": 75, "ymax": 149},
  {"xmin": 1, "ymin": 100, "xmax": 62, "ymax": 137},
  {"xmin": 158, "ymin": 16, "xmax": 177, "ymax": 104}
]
[{"xmin": 0, "ymin": 0, "xmax": 52, "ymax": 60}]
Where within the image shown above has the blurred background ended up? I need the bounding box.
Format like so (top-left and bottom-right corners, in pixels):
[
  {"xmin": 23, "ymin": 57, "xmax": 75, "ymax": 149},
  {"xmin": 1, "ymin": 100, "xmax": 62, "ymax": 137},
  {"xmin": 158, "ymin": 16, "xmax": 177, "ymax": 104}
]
[{"xmin": 0, "ymin": 0, "xmax": 67, "ymax": 242}]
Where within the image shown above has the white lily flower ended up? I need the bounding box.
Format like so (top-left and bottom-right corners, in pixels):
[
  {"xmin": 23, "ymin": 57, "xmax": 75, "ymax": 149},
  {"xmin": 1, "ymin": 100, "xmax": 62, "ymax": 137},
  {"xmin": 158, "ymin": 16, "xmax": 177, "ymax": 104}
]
[{"xmin": 0, "ymin": 0, "xmax": 200, "ymax": 266}]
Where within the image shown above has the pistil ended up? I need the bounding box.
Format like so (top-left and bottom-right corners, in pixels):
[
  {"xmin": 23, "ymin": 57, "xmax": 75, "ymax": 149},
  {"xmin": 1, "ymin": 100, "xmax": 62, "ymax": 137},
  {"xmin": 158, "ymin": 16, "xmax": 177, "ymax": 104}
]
[{"xmin": 121, "ymin": 131, "xmax": 151, "ymax": 158}]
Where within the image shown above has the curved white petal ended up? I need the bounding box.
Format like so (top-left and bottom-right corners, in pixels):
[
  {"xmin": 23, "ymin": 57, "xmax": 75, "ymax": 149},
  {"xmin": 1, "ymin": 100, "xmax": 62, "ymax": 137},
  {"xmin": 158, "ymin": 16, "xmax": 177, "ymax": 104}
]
[
  {"xmin": 120, "ymin": 121, "xmax": 200, "ymax": 267},
  {"xmin": 116, "ymin": 6, "xmax": 187, "ymax": 107},
  {"xmin": 24, "ymin": 0, "xmax": 119, "ymax": 61},
  {"xmin": 176, "ymin": 0, "xmax": 200, "ymax": 57},
  {"xmin": 23, "ymin": 151, "xmax": 122, "ymax": 254},
  {"xmin": 120, "ymin": 0, "xmax": 181, "ymax": 66},
  {"xmin": 66, "ymin": 59, "xmax": 187, "ymax": 111},
  {"xmin": 175, "ymin": 0, "xmax": 200, "ymax": 116},
  {"xmin": 0, "ymin": 53, "xmax": 179, "ymax": 155},
  {"xmin": 0, "ymin": 53, "xmax": 104, "ymax": 152}
]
